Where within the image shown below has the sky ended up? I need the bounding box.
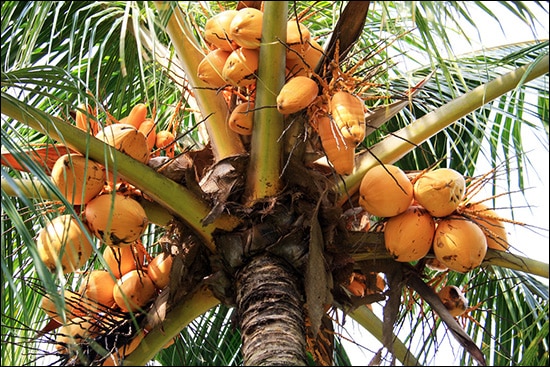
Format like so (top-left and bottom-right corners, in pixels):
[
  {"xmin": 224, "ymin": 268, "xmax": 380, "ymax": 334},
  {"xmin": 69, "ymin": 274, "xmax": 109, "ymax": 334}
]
[{"xmin": 341, "ymin": 2, "xmax": 549, "ymax": 366}]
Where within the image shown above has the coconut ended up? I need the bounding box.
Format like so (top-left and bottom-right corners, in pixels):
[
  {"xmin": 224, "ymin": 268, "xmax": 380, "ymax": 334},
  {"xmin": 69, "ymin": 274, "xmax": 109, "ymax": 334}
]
[
  {"xmin": 433, "ymin": 216, "xmax": 487, "ymax": 273},
  {"xmin": 285, "ymin": 20, "xmax": 311, "ymax": 57},
  {"xmin": 359, "ymin": 164, "xmax": 414, "ymax": 218},
  {"xmin": 330, "ymin": 91, "xmax": 366, "ymax": 144},
  {"xmin": 84, "ymin": 193, "xmax": 148, "ymax": 247},
  {"xmin": 276, "ymin": 75, "xmax": 319, "ymax": 115},
  {"xmin": 222, "ymin": 47, "xmax": 259, "ymax": 87},
  {"xmin": 437, "ymin": 285, "xmax": 469, "ymax": 317},
  {"xmin": 41, "ymin": 289, "xmax": 85, "ymax": 323},
  {"xmin": 51, "ymin": 153, "xmax": 105, "ymax": 205},
  {"xmin": 384, "ymin": 205, "xmax": 436, "ymax": 262},
  {"xmin": 317, "ymin": 114, "xmax": 356, "ymax": 175},
  {"xmin": 197, "ymin": 49, "xmax": 232, "ymax": 88},
  {"xmin": 286, "ymin": 38, "xmax": 323, "ymax": 77},
  {"xmin": 204, "ymin": 10, "xmax": 238, "ymax": 51},
  {"xmin": 79, "ymin": 270, "xmax": 117, "ymax": 310},
  {"xmin": 228, "ymin": 102, "xmax": 255, "ymax": 135},
  {"xmin": 465, "ymin": 203, "xmax": 510, "ymax": 251},
  {"xmin": 36, "ymin": 214, "xmax": 94, "ymax": 273},
  {"xmin": 55, "ymin": 316, "xmax": 97, "ymax": 355},
  {"xmin": 113, "ymin": 270, "xmax": 156, "ymax": 313},
  {"xmin": 147, "ymin": 252, "xmax": 173, "ymax": 290},
  {"xmin": 95, "ymin": 123, "xmax": 150, "ymax": 164},
  {"xmin": 229, "ymin": 7, "xmax": 263, "ymax": 49},
  {"xmin": 137, "ymin": 118, "xmax": 157, "ymax": 152},
  {"xmin": 413, "ymin": 168, "xmax": 466, "ymax": 217},
  {"xmin": 103, "ymin": 244, "xmax": 146, "ymax": 278}
]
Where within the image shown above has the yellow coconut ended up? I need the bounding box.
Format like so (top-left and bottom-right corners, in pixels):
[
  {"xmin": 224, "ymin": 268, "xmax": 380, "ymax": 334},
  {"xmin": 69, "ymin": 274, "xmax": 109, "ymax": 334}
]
[
  {"xmin": 103, "ymin": 244, "xmax": 146, "ymax": 279},
  {"xmin": 137, "ymin": 118, "xmax": 157, "ymax": 152},
  {"xmin": 437, "ymin": 285, "xmax": 469, "ymax": 317},
  {"xmin": 41, "ymin": 289, "xmax": 85, "ymax": 323},
  {"xmin": 113, "ymin": 270, "xmax": 157, "ymax": 313},
  {"xmin": 229, "ymin": 7, "xmax": 263, "ymax": 49},
  {"xmin": 95, "ymin": 123, "xmax": 150, "ymax": 164},
  {"xmin": 147, "ymin": 252, "xmax": 173, "ymax": 290},
  {"xmin": 276, "ymin": 75, "xmax": 319, "ymax": 115},
  {"xmin": 413, "ymin": 168, "xmax": 466, "ymax": 217},
  {"xmin": 286, "ymin": 38, "xmax": 324, "ymax": 78},
  {"xmin": 79, "ymin": 270, "xmax": 117, "ymax": 309},
  {"xmin": 384, "ymin": 206, "xmax": 436, "ymax": 262},
  {"xmin": 228, "ymin": 102, "xmax": 255, "ymax": 135},
  {"xmin": 204, "ymin": 10, "xmax": 239, "ymax": 51},
  {"xmin": 465, "ymin": 203, "xmax": 510, "ymax": 251},
  {"xmin": 330, "ymin": 91, "xmax": 366, "ymax": 144},
  {"xmin": 84, "ymin": 193, "xmax": 148, "ymax": 247},
  {"xmin": 433, "ymin": 216, "xmax": 487, "ymax": 273},
  {"xmin": 124, "ymin": 103, "xmax": 148, "ymax": 130},
  {"xmin": 285, "ymin": 20, "xmax": 311, "ymax": 57},
  {"xmin": 55, "ymin": 316, "xmax": 97, "ymax": 355},
  {"xmin": 51, "ymin": 153, "xmax": 106, "ymax": 205},
  {"xmin": 316, "ymin": 114, "xmax": 356, "ymax": 175},
  {"xmin": 222, "ymin": 47, "xmax": 259, "ymax": 87},
  {"xmin": 197, "ymin": 49, "xmax": 232, "ymax": 88},
  {"xmin": 36, "ymin": 214, "xmax": 94, "ymax": 273},
  {"xmin": 359, "ymin": 164, "xmax": 414, "ymax": 218}
]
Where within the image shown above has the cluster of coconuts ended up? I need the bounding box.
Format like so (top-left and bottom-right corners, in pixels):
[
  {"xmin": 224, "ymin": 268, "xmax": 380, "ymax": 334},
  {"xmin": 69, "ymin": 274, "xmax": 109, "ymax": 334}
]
[
  {"xmin": 198, "ymin": 7, "xmax": 320, "ymax": 134},
  {"xmin": 37, "ymin": 103, "xmax": 176, "ymax": 360},
  {"xmin": 198, "ymin": 7, "xmax": 366, "ymax": 176},
  {"xmin": 358, "ymin": 164, "xmax": 510, "ymax": 273}
]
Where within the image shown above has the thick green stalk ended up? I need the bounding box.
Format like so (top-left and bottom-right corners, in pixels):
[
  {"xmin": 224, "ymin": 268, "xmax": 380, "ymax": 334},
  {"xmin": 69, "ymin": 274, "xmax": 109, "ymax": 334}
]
[
  {"xmin": 244, "ymin": 1, "xmax": 288, "ymax": 203},
  {"xmin": 123, "ymin": 285, "xmax": 220, "ymax": 366},
  {"xmin": 0, "ymin": 94, "xmax": 241, "ymax": 251},
  {"xmin": 337, "ymin": 55, "xmax": 550, "ymax": 199},
  {"xmin": 1, "ymin": 177, "xmax": 173, "ymax": 227},
  {"xmin": 153, "ymin": 1, "xmax": 245, "ymax": 161}
]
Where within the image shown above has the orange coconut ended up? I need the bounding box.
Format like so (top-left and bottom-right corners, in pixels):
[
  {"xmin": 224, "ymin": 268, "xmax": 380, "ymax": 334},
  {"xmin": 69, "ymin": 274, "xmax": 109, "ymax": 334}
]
[
  {"xmin": 95, "ymin": 123, "xmax": 150, "ymax": 164},
  {"xmin": 113, "ymin": 270, "xmax": 156, "ymax": 312},
  {"xmin": 228, "ymin": 102, "xmax": 255, "ymax": 135},
  {"xmin": 55, "ymin": 316, "xmax": 98, "ymax": 355},
  {"xmin": 229, "ymin": 7, "xmax": 263, "ymax": 49},
  {"xmin": 222, "ymin": 47, "xmax": 259, "ymax": 87},
  {"xmin": 79, "ymin": 270, "xmax": 117, "ymax": 309},
  {"xmin": 41, "ymin": 289, "xmax": 85, "ymax": 323},
  {"xmin": 147, "ymin": 252, "xmax": 173, "ymax": 290},
  {"xmin": 413, "ymin": 168, "xmax": 466, "ymax": 217},
  {"xmin": 285, "ymin": 20, "xmax": 311, "ymax": 57},
  {"xmin": 103, "ymin": 244, "xmax": 146, "ymax": 278},
  {"xmin": 84, "ymin": 193, "xmax": 148, "ymax": 247},
  {"xmin": 204, "ymin": 10, "xmax": 239, "ymax": 51},
  {"xmin": 50, "ymin": 153, "xmax": 105, "ymax": 205},
  {"xmin": 433, "ymin": 216, "xmax": 487, "ymax": 273},
  {"xmin": 276, "ymin": 75, "xmax": 319, "ymax": 115},
  {"xmin": 465, "ymin": 203, "xmax": 510, "ymax": 251},
  {"xmin": 197, "ymin": 49, "xmax": 232, "ymax": 88},
  {"xmin": 359, "ymin": 164, "xmax": 414, "ymax": 218},
  {"xmin": 36, "ymin": 214, "xmax": 94, "ymax": 273},
  {"xmin": 384, "ymin": 205, "xmax": 436, "ymax": 262}
]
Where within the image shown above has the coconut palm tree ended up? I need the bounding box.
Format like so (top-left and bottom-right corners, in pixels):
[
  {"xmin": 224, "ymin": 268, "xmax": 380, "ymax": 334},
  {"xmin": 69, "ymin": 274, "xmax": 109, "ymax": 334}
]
[{"xmin": 1, "ymin": 1, "xmax": 548, "ymax": 366}]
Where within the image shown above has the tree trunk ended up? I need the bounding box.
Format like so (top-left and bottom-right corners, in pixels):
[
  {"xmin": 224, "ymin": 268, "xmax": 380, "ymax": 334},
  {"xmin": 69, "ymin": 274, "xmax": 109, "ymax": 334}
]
[{"xmin": 236, "ymin": 253, "xmax": 307, "ymax": 366}]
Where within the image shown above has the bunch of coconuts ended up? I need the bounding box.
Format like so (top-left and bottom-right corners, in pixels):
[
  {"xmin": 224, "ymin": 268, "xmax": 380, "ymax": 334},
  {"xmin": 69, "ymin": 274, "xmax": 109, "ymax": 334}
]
[
  {"xmin": 36, "ymin": 104, "xmax": 175, "ymax": 359},
  {"xmin": 358, "ymin": 164, "xmax": 510, "ymax": 274},
  {"xmin": 197, "ymin": 7, "xmax": 322, "ymax": 134},
  {"xmin": 198, "ymin": 7, "xmax": 372, "ymax": 177}
]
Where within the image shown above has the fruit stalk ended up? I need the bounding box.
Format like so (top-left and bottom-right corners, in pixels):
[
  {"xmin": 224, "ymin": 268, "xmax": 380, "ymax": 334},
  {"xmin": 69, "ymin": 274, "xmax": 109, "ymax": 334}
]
[{"xmin": 244, "ymin": 1, "xmax": 288, "ymax": 203}]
